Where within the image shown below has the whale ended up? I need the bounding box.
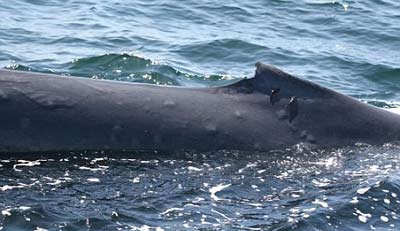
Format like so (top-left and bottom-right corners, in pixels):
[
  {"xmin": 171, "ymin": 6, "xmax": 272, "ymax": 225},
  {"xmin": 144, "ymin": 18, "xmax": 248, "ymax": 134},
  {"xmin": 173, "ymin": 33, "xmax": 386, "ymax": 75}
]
[{"xmin": 0, "ymin": 62, "xmax": 399, "ymax": 154}]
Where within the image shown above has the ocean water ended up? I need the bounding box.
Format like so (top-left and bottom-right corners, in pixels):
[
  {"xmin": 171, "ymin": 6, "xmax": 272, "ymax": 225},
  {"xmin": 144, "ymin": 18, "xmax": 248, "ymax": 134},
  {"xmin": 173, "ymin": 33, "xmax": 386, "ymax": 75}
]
[{"xmin": 1, "ymin": 0, "xmax": 400, "ymax": 230}]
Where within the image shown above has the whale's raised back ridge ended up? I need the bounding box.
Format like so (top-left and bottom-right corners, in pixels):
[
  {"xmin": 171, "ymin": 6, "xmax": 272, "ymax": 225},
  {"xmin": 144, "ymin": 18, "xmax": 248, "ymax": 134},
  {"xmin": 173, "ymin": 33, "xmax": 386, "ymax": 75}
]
[{"xmin": 226, "ymin": 62, "xmax": 335, "ymax": 99}]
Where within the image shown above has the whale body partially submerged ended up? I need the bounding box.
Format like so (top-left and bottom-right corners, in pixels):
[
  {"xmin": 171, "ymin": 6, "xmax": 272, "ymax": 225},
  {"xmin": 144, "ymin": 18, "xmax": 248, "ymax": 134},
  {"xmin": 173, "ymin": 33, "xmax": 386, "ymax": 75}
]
[{"xmin": 0, "ymin": 62, "xmax": 399, "ymax": 154}]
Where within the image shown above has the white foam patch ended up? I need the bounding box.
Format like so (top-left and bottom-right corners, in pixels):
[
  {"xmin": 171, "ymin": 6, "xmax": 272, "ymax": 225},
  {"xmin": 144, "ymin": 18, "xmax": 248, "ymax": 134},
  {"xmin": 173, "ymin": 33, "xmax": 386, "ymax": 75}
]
[
  {"xmin": 87, "ymin": 178, "xmax": 100, "ymax": 183},
  {"xmin": 387, "ymin": 108, "xmax": 400, "ymax": 115},
  {"xmin": 209, "ymin": 183, "xmax": 231, "ymax": 201}
]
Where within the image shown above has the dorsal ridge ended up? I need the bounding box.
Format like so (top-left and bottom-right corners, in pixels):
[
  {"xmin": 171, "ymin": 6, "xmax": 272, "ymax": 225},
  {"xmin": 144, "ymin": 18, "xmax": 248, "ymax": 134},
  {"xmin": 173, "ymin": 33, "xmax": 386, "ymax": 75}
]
[{"xmin": 225, "ymin": 62, "xmax": 333, "ymax": 99}]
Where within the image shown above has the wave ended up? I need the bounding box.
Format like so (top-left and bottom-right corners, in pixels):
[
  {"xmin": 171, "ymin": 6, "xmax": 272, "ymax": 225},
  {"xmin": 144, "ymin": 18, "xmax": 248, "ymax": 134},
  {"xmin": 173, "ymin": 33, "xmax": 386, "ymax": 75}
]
[
  {"xmin": 172, "ymin": 38, "xmax": 302, "ymax": 77},
  {"xmin": 363, "ymin": 65, "xmax": 400, "ymax": 86},
  {"xmin": 4, "ymin": 53, "xmax": 237, "ymax": 87},
  {"xmin": 174, "ymin": 39, "xmax": 269, "ymax": 64}
]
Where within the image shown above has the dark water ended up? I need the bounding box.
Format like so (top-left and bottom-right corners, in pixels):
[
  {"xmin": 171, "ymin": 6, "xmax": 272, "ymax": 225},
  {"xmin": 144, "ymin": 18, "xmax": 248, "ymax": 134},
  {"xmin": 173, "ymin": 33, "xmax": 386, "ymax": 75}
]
[
  {"xmin": 1, "ymin": 0, "xmax": 400, "ymax": 230},
  {"xmin": 2, "ymin": 145, "xmax": 400, "ymax": 230}
]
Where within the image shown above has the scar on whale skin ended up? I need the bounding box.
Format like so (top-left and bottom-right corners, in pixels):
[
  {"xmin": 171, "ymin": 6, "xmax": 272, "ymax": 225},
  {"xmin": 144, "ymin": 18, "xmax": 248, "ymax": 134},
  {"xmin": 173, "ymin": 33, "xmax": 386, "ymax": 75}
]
[
  {"xmin": 16, "ymin": 88, "xmax": 76, "ymax": 110},
  {"xmin": 270, "ymin": 88, "xmax": 280, "ymax": 105},
  {"xmin": 286, "ymin": 96, "xmax": 298, "ymax": 123}
]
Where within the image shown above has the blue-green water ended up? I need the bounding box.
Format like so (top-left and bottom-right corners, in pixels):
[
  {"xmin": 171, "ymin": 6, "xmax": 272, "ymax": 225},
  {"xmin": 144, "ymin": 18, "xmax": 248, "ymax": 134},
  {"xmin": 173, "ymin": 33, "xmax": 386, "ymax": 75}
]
[{"xmin": 1, "ymin": 0, "xmax": 400, "ymax": 230}]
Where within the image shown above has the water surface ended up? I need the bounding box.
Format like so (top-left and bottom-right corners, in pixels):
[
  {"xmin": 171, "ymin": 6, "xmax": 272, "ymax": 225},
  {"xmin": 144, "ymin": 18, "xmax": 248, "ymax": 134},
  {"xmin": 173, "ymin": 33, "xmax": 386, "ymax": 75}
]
[{"xmin": 1, "ymin": 0, "xmax": 400, "ymax": 230}]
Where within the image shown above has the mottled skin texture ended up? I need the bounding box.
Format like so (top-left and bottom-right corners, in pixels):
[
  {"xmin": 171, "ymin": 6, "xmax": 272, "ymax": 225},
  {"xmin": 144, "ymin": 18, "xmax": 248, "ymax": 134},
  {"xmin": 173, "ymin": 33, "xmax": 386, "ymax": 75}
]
[{"xmin": 0, "ymin": 62, "xmax": 399, "ymax": 153}]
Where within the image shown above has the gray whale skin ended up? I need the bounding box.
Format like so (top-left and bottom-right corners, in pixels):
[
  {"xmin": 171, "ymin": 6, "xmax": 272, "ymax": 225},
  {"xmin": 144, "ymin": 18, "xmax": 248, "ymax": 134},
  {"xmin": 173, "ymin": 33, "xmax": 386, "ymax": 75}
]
[{"xmin": 0, "ymin": 62, "xmax": 399, "ymax": 154}]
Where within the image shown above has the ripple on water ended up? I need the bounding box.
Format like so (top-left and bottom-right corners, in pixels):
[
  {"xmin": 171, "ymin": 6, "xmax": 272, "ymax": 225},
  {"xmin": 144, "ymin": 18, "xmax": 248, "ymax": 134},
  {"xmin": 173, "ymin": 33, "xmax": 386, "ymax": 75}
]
[{"xmin": 0, "ymin": 145, "xmax": 400, "ymax": 230}]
